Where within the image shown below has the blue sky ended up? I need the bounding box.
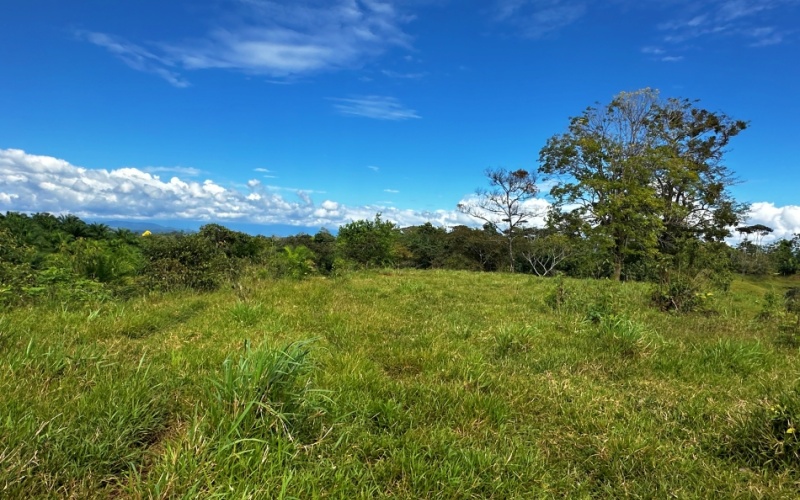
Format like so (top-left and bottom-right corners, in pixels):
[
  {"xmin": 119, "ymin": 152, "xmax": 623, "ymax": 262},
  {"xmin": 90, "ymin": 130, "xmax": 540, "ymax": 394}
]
[{"xmin": 1, "ymin": 0, "xmax": 799, "ymax": 239}]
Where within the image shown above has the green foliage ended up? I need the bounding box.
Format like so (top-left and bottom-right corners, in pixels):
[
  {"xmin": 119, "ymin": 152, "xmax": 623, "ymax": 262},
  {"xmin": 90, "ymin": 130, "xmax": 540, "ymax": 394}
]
[
  {"xmin": 442, "ymin": 224, "xmax": 503, "ymax": 271},
  {"xmin": 140, "ymin": 232, "xmax": 231, "ymax": 291},
  {"xmin": 544, "ymin": 274, "xmax": 572, "ymax": 311},
  {"xmin": 399, "ymin": 223, "xmax": 448, "ymax": 269},
  {"xmin": 652, "ymin": 269, "xmax": 715, "ymax": 313},
  {"xmin": 772, "ymin": 237, "xmax": 799, "ymax": 276},
  {"xmin": 757, "ymin": 289, "xmax": 784, "ymax": 321},
  {"xmin": 278, "ymin": 245, "xmax": 316, "ymax": 279},
  {"xmin": 311, "ymin": 229, "xmax": 337, "ymax": 274},
  {"xmin": 198, "ymin": 223, "xmax": 265, "ymax": 261},
  {"xmin": 539, "ymin": 88, "xmax": 747, "ymax": 281},
  {"xmin": 337, "ymin": 213, "xmax": 399, "ymax": 268},
  {"xmin": 68, "ymin": 238, "xmax": 143, "ymax": 282}
]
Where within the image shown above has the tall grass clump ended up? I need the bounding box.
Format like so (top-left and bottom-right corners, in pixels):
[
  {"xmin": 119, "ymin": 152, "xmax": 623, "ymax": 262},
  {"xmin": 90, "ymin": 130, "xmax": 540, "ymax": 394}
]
[
  {"xmin": 229, "ymin": 301, "xmax": 264, "ymax": 327},
  {"xmin": 493, "ymin": 324, "xmax": 535, "ymax": 358},
  {"xmin": 698, "ymin": 339, "xmax": 767, "ymax": 376},
  {"xmin": 0, "ymin": 353, "xmax": 173, "ymax": 496},
  {"xmin": 593, "ymin": 315, "xmax": 652, "ymax": 359},
  {"xmin": 721, "ymin": 385, "xmax": 800, "ymax": 471},
  {"xmin": 207, "ymin": 340, "xmax": 329, "ymax": 443}
]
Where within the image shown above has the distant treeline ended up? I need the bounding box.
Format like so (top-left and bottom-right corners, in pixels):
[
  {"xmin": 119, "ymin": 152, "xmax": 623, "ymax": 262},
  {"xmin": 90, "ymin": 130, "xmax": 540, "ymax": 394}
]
[{"xmin": 1, "ymin": 210, "xmax": 798, "ymax": 308}]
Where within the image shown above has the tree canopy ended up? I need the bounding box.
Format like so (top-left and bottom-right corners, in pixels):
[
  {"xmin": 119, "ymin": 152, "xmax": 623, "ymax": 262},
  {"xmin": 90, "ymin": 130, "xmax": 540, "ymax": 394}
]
[{"xmin": 539, "ymin": 88, "xmax": 748, "ymax": 280}]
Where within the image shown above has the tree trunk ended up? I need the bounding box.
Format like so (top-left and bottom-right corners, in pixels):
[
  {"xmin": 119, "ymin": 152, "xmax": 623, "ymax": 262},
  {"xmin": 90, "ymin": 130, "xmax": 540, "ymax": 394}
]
[
  {"xmin": 508, "ymin": 237, "xmax": 514, "ymax": 273},
  {"xmin": 612, "ymin": 256, "xmax": 622, "ymax": 281}
]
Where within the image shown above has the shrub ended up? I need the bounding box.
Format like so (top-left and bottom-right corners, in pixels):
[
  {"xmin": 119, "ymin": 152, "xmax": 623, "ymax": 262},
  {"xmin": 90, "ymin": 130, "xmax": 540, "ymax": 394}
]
[
  {"xmin": 544, "ymin": 275, "xmax": 571, "ymax": 312},
  {"xmin": 277, "ymin": 245, "xmax": 316, "ymax": 280},
  {"xmin": 337, "ymin": 214, "xmax": 399, "ymax": 268},
  {"xmin": 140, "ymin": 233, "xmax": 231, "ymax": 291},
  {"xmin": 651, "ymin": 270, "xmax": 714, "ymax": 313}
]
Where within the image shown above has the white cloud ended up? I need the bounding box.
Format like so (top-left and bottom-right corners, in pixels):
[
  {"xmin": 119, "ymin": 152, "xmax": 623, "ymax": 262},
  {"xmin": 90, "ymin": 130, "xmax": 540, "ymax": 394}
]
[
  {"xmin": 321, "ymin": 200, "xmax": 339, "ymax": 210},
  {"xmin": 641, "ymin": 46, "xmax": 666, "ymax": 55},
  {"xmin": 367, "ymin": 165, "xmax": 380, "ymax": 171},
  {"xmin": 493, "ymin": 0, "xmax": 588, "ymax": 38},
  {"xmin": 80, "ymin": 0, "xmax": 412, "ymax": 85},
  {"xmin": 655, "ymin": 0, "xmax": 796, "ymax": 48},
  {"xmin": 456, "ymin": 192, "xmax": 551, "ymax": 228},
  {"xmin": 384, "ymin": 188, "xmax": 400, "ymax": 193},
  {"xmin": 78, "ymin": 32, "xmax": 190, "ymax": 88},
  {"xmin": 738, "ymin": 202, "xmax": 800, "ymax": 243},
  {"xmin": 0, "ymin": 148, "xmax": 475, "ymax": 229},
  {"xmin": 332, "ymin": 95, "xmax": 420, "ymax": 120},
  {"xmin": 254, "ymin": 167, "xmax": 272, "ymax": 173},
  {"xmin": 381, "ymin": 69, "xmax": 426, "ymax": 79},
  {"xmin": 144, "ymin": 166, "xmax": 204, "ymax": 177}
]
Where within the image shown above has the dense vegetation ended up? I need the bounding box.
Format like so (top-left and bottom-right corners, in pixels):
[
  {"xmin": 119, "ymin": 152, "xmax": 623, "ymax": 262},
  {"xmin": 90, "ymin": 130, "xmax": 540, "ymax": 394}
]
[{"xmin": 1, "ymin": 209, "xmax": 798, "ymax": 311}]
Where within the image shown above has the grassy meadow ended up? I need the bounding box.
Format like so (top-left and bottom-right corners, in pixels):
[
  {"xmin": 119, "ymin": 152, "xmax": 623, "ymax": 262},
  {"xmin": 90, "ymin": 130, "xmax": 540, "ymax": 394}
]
[{"xmin": 2, "ymin": 269, "xmax": 800, "ymax": 498}]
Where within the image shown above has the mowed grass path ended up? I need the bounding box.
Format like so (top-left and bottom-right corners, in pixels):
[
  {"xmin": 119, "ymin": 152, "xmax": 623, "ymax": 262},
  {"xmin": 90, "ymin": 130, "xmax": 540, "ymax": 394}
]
[{"xmin": 2, "ymin": 270, "xmax": 800, "ymax": 498}]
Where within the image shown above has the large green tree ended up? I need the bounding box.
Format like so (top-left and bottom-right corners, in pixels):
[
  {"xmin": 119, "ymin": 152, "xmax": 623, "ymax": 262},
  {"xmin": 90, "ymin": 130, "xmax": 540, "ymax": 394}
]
[{"xmin": 539, "ymin": 88, "xmax": 748, "ymax": 280}]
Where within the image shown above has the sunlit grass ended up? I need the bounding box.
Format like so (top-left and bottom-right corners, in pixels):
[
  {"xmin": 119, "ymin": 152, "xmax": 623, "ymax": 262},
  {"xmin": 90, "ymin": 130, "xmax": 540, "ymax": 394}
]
[{"xmin": 1, "ymin": 270, "xmax": 800, "ymax": 497}]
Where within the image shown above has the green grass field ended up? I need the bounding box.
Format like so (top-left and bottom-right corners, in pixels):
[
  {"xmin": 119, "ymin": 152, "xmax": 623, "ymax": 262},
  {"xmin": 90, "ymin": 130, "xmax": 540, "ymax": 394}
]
[{"xmin": 2, "ymin": 270, "xmax": 800, "ymax": 498}]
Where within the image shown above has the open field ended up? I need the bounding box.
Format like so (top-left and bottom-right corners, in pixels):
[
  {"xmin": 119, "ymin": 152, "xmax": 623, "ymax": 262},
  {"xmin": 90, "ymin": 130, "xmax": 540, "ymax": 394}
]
[{"xmin": 2, "ymin": 270, "xmax": 800, "ymax": 498}]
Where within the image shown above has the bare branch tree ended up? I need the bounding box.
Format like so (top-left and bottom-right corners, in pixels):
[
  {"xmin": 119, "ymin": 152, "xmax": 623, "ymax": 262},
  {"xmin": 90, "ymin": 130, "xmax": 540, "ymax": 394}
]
[
  {"xmin": 519, "ymin": 231, "xmax": 572, "ymax": 276},
  {"xmin": 458, "ymin": 168, "xmax": 540, "ymax": 272}
]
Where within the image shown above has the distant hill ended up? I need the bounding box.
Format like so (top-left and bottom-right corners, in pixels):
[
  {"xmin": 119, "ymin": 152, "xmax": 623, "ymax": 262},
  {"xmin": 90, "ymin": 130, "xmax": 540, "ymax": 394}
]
[{"xmin": 91, "ymin": 219, "xmax": 336, "ymax": 237}]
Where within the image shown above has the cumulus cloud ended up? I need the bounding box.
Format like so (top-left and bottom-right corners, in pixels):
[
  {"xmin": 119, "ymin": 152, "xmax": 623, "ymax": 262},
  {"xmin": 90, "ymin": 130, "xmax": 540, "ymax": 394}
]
[
  {"xmin": 0, "ymin": 148, "xmax": 481, "ymax": 230},
  {"xmin": 738, "ymin": 202, "xmax": 800, "ymax": 243},
  {"xmin": 80, "ymin": 0, "xmax": 412, "ymax": 86},
  {"xmin": 456, "ymin": 192, "xmax": 551, "ymax": 228}
]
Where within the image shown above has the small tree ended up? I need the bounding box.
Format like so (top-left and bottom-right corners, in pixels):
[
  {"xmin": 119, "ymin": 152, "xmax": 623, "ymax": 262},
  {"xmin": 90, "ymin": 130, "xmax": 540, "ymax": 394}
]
[
  {"xmin": 771, "ymin": 236, "xmax": 799, "ymax": 276},
  {"xmin": 736, "ymin": 224, "xmax": 774, "ymax": 247},
  {"xmin": 519, "ymin": 229, "xmax": 572, "ymax": 277},
  {"xmin": 458, "ymin": 168, "xmax": 540, "ymax": 272}
]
